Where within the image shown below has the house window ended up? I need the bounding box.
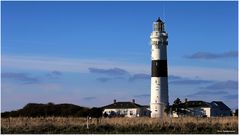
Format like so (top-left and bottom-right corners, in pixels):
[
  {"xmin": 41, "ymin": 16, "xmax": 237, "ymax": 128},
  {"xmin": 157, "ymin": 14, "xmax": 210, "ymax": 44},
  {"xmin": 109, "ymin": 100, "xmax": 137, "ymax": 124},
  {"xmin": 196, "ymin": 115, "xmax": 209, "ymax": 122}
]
[
  {"xmin": 116, "ymin": 110, "xmax": 120, "ymax": 115},
  {"xmin": 124, "ymin": 110, "xmax": 128, "ymax": 115},
  {"xmin": 130, "ymin": 111, "xmax": 133, "ymax": 115}
]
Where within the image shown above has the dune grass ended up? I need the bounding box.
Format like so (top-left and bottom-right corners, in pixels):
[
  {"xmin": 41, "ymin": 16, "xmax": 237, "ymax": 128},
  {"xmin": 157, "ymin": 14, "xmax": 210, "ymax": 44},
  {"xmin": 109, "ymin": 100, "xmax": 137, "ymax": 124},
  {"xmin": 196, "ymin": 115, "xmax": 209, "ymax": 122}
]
[{"xmin": 1, "ymin": 116, "xmax": 238, "ymax": 133}]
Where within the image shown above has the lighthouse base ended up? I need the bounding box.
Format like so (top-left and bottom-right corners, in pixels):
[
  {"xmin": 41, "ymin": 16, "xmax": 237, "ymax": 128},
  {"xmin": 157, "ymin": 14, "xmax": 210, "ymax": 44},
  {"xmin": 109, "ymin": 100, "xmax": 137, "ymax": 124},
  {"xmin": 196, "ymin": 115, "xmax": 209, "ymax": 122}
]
[{"xmin": 150, "ymin": 103, "xmax": 166, "ymax": 118}]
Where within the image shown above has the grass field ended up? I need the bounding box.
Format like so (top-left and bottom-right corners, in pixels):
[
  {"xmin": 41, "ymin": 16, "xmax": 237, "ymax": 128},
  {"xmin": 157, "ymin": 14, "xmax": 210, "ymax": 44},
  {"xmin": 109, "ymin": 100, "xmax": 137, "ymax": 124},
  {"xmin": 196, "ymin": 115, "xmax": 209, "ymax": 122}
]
[{"xmin": 1, "ymin": 116, "xmax": 238, "ymax": 133}]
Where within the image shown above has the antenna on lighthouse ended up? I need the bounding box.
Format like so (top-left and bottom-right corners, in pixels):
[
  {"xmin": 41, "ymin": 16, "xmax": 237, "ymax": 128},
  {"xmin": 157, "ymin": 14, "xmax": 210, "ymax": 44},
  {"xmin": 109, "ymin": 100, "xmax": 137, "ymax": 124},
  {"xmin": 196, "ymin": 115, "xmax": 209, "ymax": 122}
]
[{"xmin": 162, "ymin": 2, "xmax": 166, "ymax": 23}]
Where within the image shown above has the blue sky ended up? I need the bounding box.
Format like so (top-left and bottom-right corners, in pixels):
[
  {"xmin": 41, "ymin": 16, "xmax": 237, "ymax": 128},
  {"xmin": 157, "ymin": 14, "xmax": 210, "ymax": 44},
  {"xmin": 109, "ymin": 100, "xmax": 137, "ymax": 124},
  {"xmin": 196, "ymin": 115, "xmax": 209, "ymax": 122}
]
[{"xmin": 1, "ymin": 1, "xmax": 238, "ymax": 112}]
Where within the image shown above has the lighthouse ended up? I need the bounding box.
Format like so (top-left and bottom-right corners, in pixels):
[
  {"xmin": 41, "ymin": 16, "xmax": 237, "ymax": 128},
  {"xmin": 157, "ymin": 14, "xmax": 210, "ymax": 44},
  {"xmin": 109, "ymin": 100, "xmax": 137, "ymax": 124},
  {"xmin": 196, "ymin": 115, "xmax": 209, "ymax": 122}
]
[{"xmin": 150, "ymin": 17, "xmax": 169, "ymax": 118}]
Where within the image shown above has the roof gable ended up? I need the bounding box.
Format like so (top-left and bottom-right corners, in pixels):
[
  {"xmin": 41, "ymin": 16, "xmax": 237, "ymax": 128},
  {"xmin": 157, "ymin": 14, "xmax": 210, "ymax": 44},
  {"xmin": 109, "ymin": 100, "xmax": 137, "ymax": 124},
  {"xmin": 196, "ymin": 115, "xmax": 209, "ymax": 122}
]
[
  {"xmin": 211, "ymin": 101, "xmax": 231, "ymax": 110},
  {"xmin": 103, "ymin": 102, "xmax": 142, "ymax": 109},
  {"xmin": 172, "ymin": 101, "xmax": 210, "ymax": 108},
  {"xmin": 185, "ymin": 101, "xmax": 211, "ymax": 108}
]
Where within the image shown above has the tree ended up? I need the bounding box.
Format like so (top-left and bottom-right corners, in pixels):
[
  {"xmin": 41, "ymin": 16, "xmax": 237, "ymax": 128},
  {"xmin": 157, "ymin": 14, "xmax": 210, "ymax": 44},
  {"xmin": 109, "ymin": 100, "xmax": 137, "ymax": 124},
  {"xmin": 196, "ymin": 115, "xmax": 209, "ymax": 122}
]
[
  {"xmin": 173, "ymin": 98, "xmax": 181, "ymax": 105},
  {"xmin": 235, "ymin": 109, "xmax": 238, "ymax": 116},
  {"xmin": 164, "ymin": 106, "xmax": 170, "ymax": 115},
  {"xmin": 89, "ymin": 107, "xmax": 103, "ymax": 118},
  {"xmin": 103, "ymin": 112, "xmax": 108, "ymax": 118},
  {"xmin": 1, "ymin": 102, "xmax": 91, "ymax": 117},
  {"xmin": 170, "ymin": 98, "xmax": 188, "ymax": 117}
]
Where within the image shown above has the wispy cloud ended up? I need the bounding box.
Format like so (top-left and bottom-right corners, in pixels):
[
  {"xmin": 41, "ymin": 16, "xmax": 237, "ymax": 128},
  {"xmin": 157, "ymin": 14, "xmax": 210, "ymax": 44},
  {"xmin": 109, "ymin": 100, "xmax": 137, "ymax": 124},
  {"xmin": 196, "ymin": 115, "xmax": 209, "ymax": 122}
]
[
  {"xmin": 51, "ymin": 71, "xmax": 62, "ymax": 76},
  {"xmin": 187, "ymin": 90, "xmax": 228, "ymax": 97},
  {"xmin": 96, "ymin": 77, "xmax": 111, "ymax": 82},
  {"xmin": 134, "ymin": 94, "xmax": 150, "ymax": 98},
  {"xmin": 223, "ymin": 94, "xmax": 238, "ymax": 100},
  {"xmin": 169, "ymin": 66, "xmax": 237, "ymax": 81},
  {"xmin": 129, "ymin": 74, "xmax": 183, "ymax": 82},
  {"xmin": 2, "ymin": 55, "xmax": 148, "ymax": 74},
  {"xmin": 170, "ymin": 79, "xmax": 213, "ymax": 85},
  {"xmin": 39, "ymin": 83, "xmax": 62, "ymax": 91},
  {"xmin": 204, "ymin": 80, "xmax": 238, "ymax": 90},
  {"xmin": 83, "ymin": 97, "xmax": 97, "ymax": 101},
  {"xmin": 168, "ymin": 75, "xmax": 182, "ymax": 80},
  {"xmin": 185, "ymin": 51, "xmax": 238, "ymax": 59},
  {"xmin": 168, "ymin": 75, "xmax": 214, "ymax": 85},
  {"xmin": 46, "ymin": 70, "xmax": 62, "ymax": 79},
  {"xmin": 129, "ymin": 73, "xmax": 150, "ymax": 81},
  {"xmin": 2, "ymin": 55, "xmax": 237, "ymax": 81},
  {"xmin": 89, "ymin": 68, "xmax": 151, "ymax": 82},
  {"xmin": 1, "ymin": 72, "xmax": 40, "ymax": 84},
  {"xmin": 88, "ymin": 67, "xmax": 129, "ymax": 76},
  {"xmin": 93, "ymin": 71, "xmax": 193, "ymax": 83},
  {"xmin": 96, "ymin": 77, "xmax": 125, "ymax": 82}
]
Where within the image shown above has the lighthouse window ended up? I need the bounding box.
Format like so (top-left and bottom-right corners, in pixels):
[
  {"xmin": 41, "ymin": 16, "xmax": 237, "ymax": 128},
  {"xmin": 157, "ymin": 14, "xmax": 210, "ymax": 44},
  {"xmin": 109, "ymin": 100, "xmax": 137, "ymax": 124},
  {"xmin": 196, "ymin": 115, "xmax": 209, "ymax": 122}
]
[
  {"xmin": 153, "ymin": 41, "xmax": 158, "ymax": 45},
  {"xmin": 153, "ymin": 44, "xmax": 159, "ymax": 48}
]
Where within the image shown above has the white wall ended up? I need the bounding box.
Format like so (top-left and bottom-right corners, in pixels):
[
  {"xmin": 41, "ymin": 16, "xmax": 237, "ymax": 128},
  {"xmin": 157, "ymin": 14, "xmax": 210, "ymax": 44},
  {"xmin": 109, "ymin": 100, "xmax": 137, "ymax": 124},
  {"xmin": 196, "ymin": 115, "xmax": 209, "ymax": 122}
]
[
  {"xmin": 172, "ymin": 112, "xmax": 178, "ymax": 117},
  {"xmin": 103, "ymin": 108, "xmax": 140, "ymax": 117},
  {"xmin": 171, "ymin": 107, "xmax": 211, "ymax": 117},
  {"xmin": 188, "ymin": 107, "xmax": 211, "ymax": 117},
  {"xmin": 203, "ymin": 107, "xmax": 211, "ymax": 117}
]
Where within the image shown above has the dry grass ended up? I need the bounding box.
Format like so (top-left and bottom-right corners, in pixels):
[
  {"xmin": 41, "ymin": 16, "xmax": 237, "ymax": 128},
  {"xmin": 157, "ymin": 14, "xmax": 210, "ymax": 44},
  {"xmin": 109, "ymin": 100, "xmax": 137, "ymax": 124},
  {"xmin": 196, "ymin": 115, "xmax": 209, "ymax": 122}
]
[{"xmin": 1, "ymin": 116, "xmax": 238, "ymax": 133}]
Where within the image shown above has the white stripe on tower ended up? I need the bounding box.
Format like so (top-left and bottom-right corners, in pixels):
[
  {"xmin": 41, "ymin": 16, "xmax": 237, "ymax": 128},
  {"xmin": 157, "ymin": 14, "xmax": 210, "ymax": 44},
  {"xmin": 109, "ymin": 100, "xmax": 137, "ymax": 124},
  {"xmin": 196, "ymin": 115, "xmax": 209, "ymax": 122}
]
[{"xmin": 150, "ymin": 17, "xmax": 169, "ymax": 118}]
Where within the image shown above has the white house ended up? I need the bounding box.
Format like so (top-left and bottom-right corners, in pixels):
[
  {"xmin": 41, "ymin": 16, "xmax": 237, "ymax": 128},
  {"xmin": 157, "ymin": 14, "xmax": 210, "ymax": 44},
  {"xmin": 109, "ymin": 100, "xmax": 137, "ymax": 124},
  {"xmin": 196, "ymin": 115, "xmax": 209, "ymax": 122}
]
[
  {"xmin": 210, "ymin": 101, "xmax": 232, "ymax": 116},
  {"xmin": 170, "ymin": 100, "xmax": 231, "ymax": 117},
  {"xmin": 102, "ymin": 99, "xmax": 150, "ymax": 117}
]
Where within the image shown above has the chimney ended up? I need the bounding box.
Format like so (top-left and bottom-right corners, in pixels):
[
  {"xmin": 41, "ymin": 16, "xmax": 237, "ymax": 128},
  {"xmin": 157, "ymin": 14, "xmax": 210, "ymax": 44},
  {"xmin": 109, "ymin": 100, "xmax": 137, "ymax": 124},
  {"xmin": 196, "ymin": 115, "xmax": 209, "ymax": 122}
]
[
  {"xmin": 132, "ymin": 99, "xmax": 135, "ymax": 103},
  {"xmin": 113, "ymin": 99, "xmax": 116, "ymax": 103},
  {"xmin": 185, "ymin": 98, "xmax": 188, "ymax": 103}
]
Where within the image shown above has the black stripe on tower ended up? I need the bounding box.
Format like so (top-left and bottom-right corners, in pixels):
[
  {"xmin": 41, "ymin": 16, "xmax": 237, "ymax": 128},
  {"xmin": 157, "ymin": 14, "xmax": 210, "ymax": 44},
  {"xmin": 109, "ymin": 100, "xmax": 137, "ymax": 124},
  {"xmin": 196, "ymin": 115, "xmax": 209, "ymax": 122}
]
[{"xmin": 151, "ymin": 60, "xmax": 168, "ymax": 77}]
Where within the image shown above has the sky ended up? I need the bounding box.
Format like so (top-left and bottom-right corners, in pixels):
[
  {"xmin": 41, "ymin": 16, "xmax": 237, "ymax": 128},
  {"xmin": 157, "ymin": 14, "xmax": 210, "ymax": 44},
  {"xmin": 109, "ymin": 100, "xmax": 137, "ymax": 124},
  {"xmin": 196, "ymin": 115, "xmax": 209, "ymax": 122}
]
[{"xmin": 1, "ymin": 1, "xmax": 238, "ymax": 112}]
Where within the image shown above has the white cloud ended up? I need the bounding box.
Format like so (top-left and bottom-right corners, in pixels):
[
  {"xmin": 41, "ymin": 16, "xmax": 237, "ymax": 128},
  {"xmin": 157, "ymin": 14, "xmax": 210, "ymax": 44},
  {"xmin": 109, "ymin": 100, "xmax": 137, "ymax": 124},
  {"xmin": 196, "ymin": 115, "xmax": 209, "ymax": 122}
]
[
  {"xmin": 169, "ymin": 66, "xmax": 237, "ymax": 81},
  {"xmin": 2, "ymin": 55, "xmax": 148, "ymax": 74},
  {"xmin": 2, "ymin": 54, "xmax": 237, "ymax": 81}
]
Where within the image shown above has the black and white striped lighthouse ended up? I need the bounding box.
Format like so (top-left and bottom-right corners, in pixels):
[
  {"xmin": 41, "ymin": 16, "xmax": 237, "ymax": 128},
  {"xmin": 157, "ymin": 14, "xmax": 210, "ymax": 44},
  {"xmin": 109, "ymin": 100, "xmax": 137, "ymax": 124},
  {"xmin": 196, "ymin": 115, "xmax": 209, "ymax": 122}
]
[{"xmin": 150, "ymin": 17, "xmax": 169, "ymax": 118}]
